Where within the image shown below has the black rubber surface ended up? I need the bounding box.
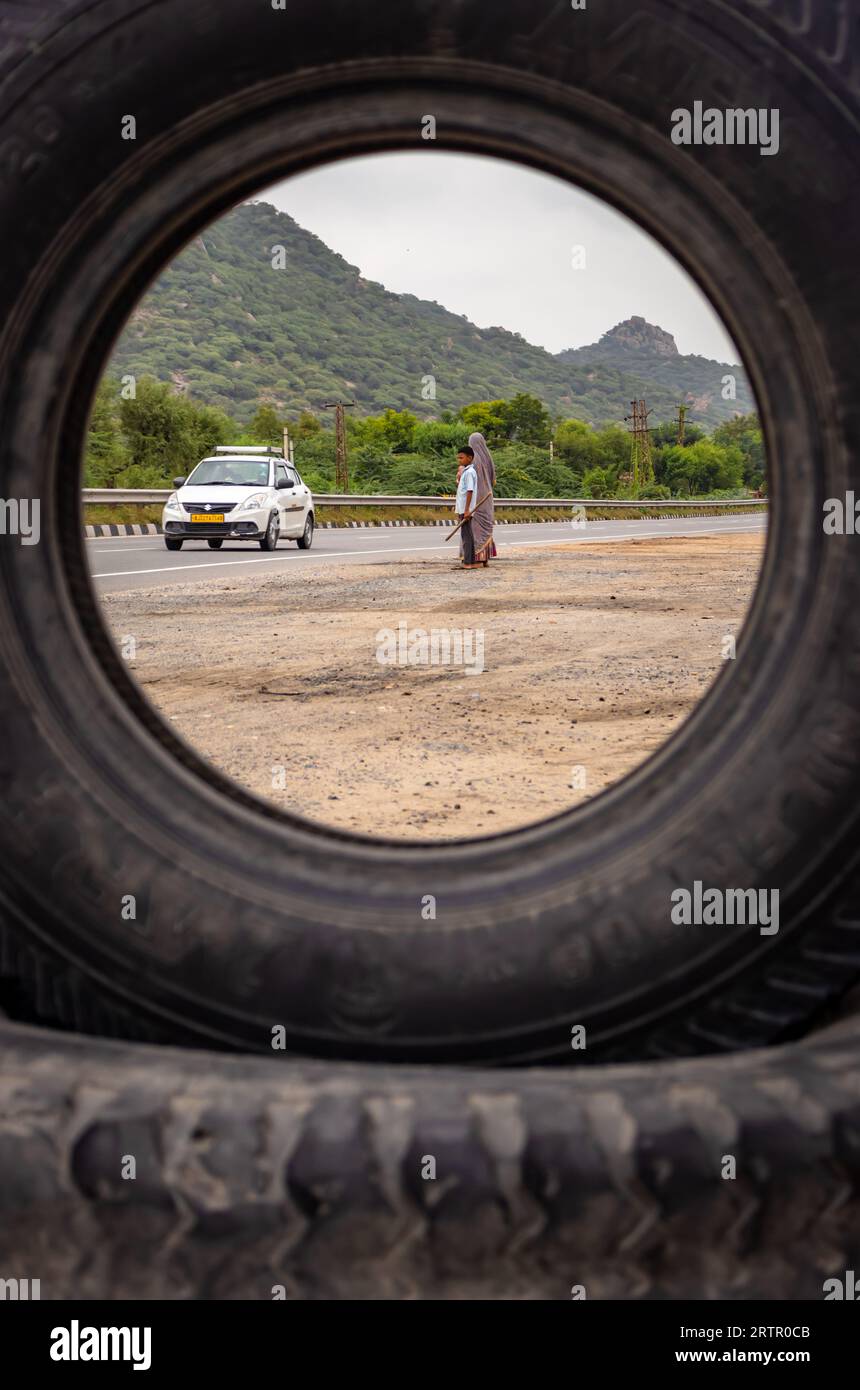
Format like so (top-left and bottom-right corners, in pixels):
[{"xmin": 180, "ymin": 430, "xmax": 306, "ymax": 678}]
[
  {"xmin": 2, "ymin": 1015, "xmax": 860, "ymax": 1299},
  {"xmin": 0, "ymin": 1, "xmax": 859, "ymax": 1061}
]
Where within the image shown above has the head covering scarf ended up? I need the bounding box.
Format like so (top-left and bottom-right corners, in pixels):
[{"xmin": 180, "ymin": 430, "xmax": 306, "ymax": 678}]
[{"xmin": 466, "ymin": 432, "xmax": 495, "ymax": 559}]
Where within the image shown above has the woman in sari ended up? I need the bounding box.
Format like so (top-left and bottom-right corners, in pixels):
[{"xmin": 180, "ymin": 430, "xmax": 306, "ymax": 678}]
[{"xmin": 463, "ymin": 431, "xmax": 496, "ymax": 567}]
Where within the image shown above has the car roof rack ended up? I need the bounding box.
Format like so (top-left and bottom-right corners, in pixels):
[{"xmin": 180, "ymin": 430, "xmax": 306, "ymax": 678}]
[{"xmin": 214, "ymin": 445, "xmax": 282, "ymax": 456}]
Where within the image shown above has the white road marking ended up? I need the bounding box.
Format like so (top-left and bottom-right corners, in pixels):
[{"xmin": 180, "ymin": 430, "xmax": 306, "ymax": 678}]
[
  {"xmin": 91, "ymin": 523, "xmax": 765, "ymax": 579},
  {"xmin": 93, "ymin": 545, "xmax": 454, "ymax": 577}
]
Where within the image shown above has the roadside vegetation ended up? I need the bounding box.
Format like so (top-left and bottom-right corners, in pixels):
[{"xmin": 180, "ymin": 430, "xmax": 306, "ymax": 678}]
[{"xmin": 84, "ymin": 376, "xmax": 766, "ymax": 503}]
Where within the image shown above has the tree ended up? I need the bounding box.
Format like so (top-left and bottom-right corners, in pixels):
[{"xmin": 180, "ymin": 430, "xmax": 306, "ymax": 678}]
[
  {"xmin": 249, "ymin": 403, "xmax": 283, "ymax": 445},
  {"xmin": 553, "ymin": 419, "xmax": 627, "ymax": 481},
  {"xmin": 554, "ymin": 418, "xmax": 597, "ymax": 472},
  {"xmin": 661, "ymin": 440, "xmax": 744, "ymax": 495},
  {"xmin": 591, "ymin": 424, "xmax": 629, "ymax": 473},
  {"xmin": 186, "ymin": 403, "xmax": 235, "ymax": 461},
  {"xmin": 650, "ymin": 419, "xmax": 705, "ymax": 449},
  {"xmin": 293, "ymin": 409, "xmax": 323, "ymax": 438},
  {"xmin": 380, "ymin": 408, "xmax": 418, "ymax": 453},
  {"xmin": 293, "ymin": 430, "xmax": 337, "ymax": 491},
  {"xmin": 580, "ymin": 466, "xmax": 615, "ymax": 498},
  {"xmin": 459, "ymin": 400, "xmax": 510, "ymax": 448},
  {"xmin": 500, "ymin": 392, "xmax": 552, "ymax": 447},
  {"xmin": 117, "ymin": 377, "xmax": 232, "ymax": 483},
  {"xmin": 711, "ymin": 414, "xmax": 765, "ymax": 489},
  {"xmin": 384, "ymin": 454, "xmax": 458, "ymax": 495},
  {"xmin": 119, "ymin": 378, "xmax": 190, "ymax": 475},
  {"xmin": 479, "ymin": 444, "xmax": 577, "ymax": 498},
  {"xmin": 412, "ymin": 420, "xmax": 465, "ymax": 457},
  {"xmin": 83, "ymin": 377, "xmax": 129, "ymax": 487}
]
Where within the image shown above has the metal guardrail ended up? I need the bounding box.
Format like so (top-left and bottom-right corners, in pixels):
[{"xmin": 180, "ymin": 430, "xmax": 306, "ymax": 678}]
[
  {"xmin": 84, "ymin": 490, "xmax": 172, "ymax": 505},
  {"xmin": 82, "ymin": 490, "xmax": 768, "ymax": 509}
]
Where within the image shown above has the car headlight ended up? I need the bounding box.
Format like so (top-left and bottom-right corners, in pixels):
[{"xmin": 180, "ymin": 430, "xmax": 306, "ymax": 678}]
[
  {"xmin": 164, "ymin": 492, "xmax": 182, "ymax": 512},
  {"xmin": 236, "ymin": 493, "xmax": 269, "ymax": 512}
]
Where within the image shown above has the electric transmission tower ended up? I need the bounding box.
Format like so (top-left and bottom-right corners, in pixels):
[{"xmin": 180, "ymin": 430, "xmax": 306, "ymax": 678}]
[
  {"xmin": 624, "ymin": 399, "xmax": 655, "ymax": 489},
  {"xmin": 322, "ymin": 400, "xmax": 356, "ymax": 492}
]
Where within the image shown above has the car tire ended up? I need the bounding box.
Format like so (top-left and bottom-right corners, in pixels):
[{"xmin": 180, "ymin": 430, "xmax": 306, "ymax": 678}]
[
  {"xmin": 207, "ymin": 539, "xmax": 223, "ymax": 550},
  {"xmin": 297, "ymin": 514, "xmax": 314, "ymax": 550},
  {"xmin": 0, "ymin": 0, "xmax": 858, "ymax": 1062},
  {"xmin": 164, "ymin": 538, "xmax": 183, "ymax": 551},
  {"xmin": 258, "ymin": 512, "xmax": 279, "ymax": 552}
]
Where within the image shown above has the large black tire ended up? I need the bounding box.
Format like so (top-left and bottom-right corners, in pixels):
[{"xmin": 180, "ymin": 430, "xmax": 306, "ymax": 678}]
[
  {"xmin": 2, "ymin": 1014, "xmax": 860, "ymax": 1299},
  {"xmin": 0, "ymin": 0, "xmax": 859, "ymax": 1061}
]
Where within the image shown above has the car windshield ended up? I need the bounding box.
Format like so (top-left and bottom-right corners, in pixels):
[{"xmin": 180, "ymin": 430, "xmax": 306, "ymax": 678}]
[{"xmin": 186, "ymin": 459, "xmax": 270, "ymax": 486}]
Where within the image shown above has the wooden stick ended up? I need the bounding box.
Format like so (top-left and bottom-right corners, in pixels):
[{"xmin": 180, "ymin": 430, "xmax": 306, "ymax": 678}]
[{"xmin": 444, "ymin": 491, "xmax": 493, "ymax": 542}]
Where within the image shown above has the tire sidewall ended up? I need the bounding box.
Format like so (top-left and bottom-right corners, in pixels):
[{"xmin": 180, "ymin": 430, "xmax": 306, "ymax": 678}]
[{"xmin": 0, "ymin": 0, "xmax": 858, "ymax": 1058}]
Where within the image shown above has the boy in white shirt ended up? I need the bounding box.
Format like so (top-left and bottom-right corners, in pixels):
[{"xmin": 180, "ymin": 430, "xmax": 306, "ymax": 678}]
[{"xmin": 455, "ymin": 446, "xmax": 480, "ymax": 567}]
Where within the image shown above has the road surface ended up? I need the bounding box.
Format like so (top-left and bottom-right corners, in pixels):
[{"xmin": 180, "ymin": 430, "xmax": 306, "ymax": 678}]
[{"xmin": 88, "ymin": 514, "xmax": 767, "ymax": 593}]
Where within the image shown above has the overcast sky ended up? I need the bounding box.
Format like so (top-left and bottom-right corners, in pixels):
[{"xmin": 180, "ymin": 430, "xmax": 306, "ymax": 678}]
[{"xmin": 262, "ymin": 152, "xmax": 739, "ymax": 364}]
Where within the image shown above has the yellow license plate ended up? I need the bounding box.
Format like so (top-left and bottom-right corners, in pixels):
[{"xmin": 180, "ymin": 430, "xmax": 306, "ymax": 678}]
[{"xmin": 191, "ymin": 513, "xmax": 224, "ymax": 523}]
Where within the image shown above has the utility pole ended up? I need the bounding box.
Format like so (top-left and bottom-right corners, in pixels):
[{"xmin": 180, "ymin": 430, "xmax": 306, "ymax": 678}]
[
  {"xmin": 675, "ymin": 403, "xmax": 687, "ymax": 445},
  {"xmin": 282, "ymin": 425, "xmax": 294, "ymax": 466},
  {"xmin": 323, "ymin": 400, "xmax": 356, "ymax": 492},
  {"xmin": 623, "ymin": 399, "xmax": 655, "ymax": 489}
]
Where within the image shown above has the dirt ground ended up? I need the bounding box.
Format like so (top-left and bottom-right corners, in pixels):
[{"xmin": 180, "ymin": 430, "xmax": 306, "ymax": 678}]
[{"xmin": 102, "ymin": 532, "xmax": 764, "ymax": 840}]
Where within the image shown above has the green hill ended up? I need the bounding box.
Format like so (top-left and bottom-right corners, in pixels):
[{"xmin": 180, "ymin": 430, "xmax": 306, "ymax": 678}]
[{"xmin": 110, "ymin": 200, "xmax": 754, "ymax": 430}]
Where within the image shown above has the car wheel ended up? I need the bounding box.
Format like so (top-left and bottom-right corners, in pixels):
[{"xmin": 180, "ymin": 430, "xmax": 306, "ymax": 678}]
[
  {"xmin": 164, "ymin": 538, "xmax": 183, "ymax": 551},
  {"xmin": 207, "ymin": 539, "xmax": 223, "ymax": 550},
  {"xmin": 297, "ymin": 514, "xmax": 314, "ymax": 550},
  {"xmin": 258, "ymin": 512, "xmax": 279, "ymax": 552}
]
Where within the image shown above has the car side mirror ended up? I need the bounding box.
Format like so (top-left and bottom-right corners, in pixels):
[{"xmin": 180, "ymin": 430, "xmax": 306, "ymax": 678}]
[
  {"xmin": 276, "ymin": 477, "xmax": 291, "ymax": 490},
  {"xmin": 173, "ymin": 477, "xmax": 186, "ymax": 489}
]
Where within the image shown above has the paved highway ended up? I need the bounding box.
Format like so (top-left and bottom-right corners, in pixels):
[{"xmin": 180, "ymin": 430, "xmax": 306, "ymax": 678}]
[{"xmin": 88, "ymin": 514, "xmax": 767, "ymax": 593}]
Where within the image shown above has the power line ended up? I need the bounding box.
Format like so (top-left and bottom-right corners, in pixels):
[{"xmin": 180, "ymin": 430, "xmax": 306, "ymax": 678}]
[{"xmin": 623, "ymin": 399, "xmax": 655, "ymax": 489}]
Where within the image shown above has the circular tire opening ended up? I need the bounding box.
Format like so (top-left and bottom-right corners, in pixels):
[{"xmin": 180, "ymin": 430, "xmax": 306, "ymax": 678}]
[{"xmin": 89, "ymin": 150, "xmax": 767, "ymax": 844}]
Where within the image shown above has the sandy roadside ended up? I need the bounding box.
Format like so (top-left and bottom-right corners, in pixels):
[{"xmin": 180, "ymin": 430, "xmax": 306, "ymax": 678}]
[{"xmin": 102, "ymin": 531, "xmax": 764, "ymax": 840}]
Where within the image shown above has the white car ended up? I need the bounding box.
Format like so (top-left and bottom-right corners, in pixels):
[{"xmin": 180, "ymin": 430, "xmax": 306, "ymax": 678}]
[{"xmin": 162, "ymin": 446, "xmax": 314, "ymax": 551}]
